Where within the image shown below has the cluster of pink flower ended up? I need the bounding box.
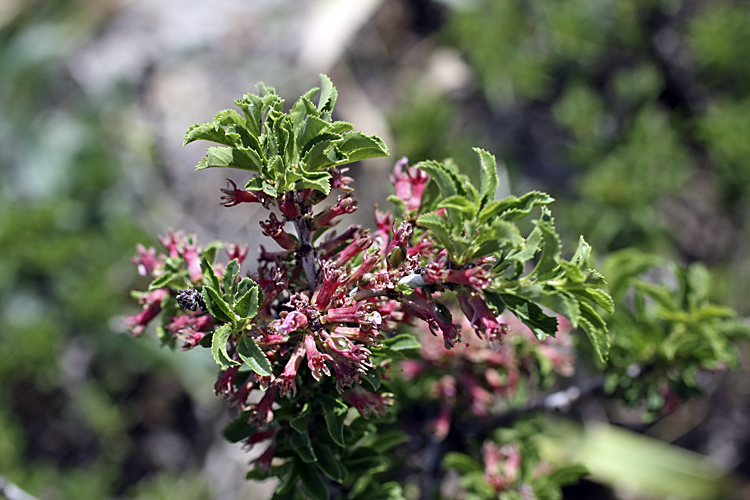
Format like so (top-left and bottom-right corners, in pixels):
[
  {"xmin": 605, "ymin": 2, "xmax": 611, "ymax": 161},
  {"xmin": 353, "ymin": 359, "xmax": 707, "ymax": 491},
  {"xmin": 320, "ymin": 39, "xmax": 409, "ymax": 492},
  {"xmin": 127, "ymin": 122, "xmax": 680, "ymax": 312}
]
[
  {"xmin": 125, "ymin": 158, "xmax": 532, "ymax": 427},
  {"xmin": 402, "ymin": 312, "xmax": 575, "ymax": 441}
]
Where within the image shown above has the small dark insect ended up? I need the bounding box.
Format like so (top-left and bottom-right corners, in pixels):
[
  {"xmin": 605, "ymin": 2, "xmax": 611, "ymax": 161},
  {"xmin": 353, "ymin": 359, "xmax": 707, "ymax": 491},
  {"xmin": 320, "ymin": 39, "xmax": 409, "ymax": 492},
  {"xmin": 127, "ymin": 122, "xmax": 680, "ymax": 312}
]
[{"xmin": 176, "ymin": 287, "xmax": 207, "ymax": 312}]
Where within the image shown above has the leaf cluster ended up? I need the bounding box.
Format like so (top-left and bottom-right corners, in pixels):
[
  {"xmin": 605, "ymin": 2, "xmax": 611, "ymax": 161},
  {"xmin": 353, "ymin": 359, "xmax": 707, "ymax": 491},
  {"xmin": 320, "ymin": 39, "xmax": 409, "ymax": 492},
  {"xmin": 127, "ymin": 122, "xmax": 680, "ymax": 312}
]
[{"xmin": 185, "ymin": 75, "xmax": 388, "ymax": 197}]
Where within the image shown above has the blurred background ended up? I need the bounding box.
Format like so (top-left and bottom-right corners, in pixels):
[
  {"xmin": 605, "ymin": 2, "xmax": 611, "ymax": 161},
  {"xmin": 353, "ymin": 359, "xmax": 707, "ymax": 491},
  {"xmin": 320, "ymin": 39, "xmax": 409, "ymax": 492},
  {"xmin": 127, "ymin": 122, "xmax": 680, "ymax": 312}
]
[{"xmin": 3, "ymin": 0, "xmax": 750, "ymax": 498}]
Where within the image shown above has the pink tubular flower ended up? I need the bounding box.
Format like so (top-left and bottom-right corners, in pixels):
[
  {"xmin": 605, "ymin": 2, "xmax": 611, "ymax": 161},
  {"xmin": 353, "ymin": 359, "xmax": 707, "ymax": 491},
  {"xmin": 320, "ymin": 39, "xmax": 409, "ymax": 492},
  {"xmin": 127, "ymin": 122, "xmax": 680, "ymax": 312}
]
[
  {"xmin": 313, "ymin": 194, "xmax": 358, "ymax": 229},
  {"xmin": 124, "ymin": 288, "xmax": 168, "ymax": 337},
  {"xmin": 132, "ymin": 244, "xmax": 161, "ymax": 276},
  {"xmin": 166, "ymin": 313, "xmax": 213, "ymax": 350},
  {"xmin": 181, "ymin": 236, "xmax": 204, "ymax": 283},
  {"xmin": 468, "ymin": 295, "xmax": 509, "ymax": 347},
  {"xmin": 342, "ymin": 386, "xmax": 394, "ymax": 419},
  {"xmin": 483, "ymin": 442, "xmax": 521, "ymax": 492},
  {"xmin": 214, "ymin": 365, "xmax": 241, "ymax": 398},
  {"xmin": 374, "ymin": 209, "xmax": 393, "ymax": 253},
  {"xmin": 319, "ymin": 225, "xmax": 360, "ymax": 258},
  {"xmin": 252, "ymin": 387, "xmax": 277, "ymax": 424},
  {"xmin": 253, "ymin": 444, "xmax": 276, "ymax": 473},
  {"xmin": 344, "ymin": 249, "xmax": 380, "ymax": 286},
  {"xmin": 278, "ymin": 192, "xmax": 301, "ymax": 219},
  {"xmin": 260, "ymin": 268, "xmax": 290, "ymax": 309},
  {"xmin": 443, "ymin": 266, "xmax": 493, "ymax": 289},
  {"xmin": 276, "ymin": 311, "xmax": 309, "ymax": 335},
  {"xmin": 260, "ymin": 213, "xmax": 298, "ymax": 251},
  {"xmin": 275, "ymin": 341, "xmax": 305, "ymax": 397},
  {"xmin": 325, "ymin": 303, "xmax": 382, "ymax": 327},
  {"xmin": 221, "ymin": 179, "xmax": 264, "ymax": 207},
  {"xmin": 158, "ymin": 229, "xmax": 183, "ymax": 258},
  {"xmin": 332, "ymin": 230, "xmax": 373, "ymax": 267},
  {"xmin": 247, "ymin": 429, "xmax": 276, "ymax": 446},
  {"xmin": 331, "ymin": 167, "xmax": 354, "ymax": 192},
  {"xmin": 387, "ymin": 221, "xmax": 412, "ymax": 269},
  {"xmin": 391, "ymin": 157, "xmax": 429, "ymax": 212},
  {"xmin": 304, "ymin": 334, "xmax": 332, "ymax": 381},
  {"xmin": 312, "ymin": 262, "xmax": 345, "ymax": 309},
  {"xmin": 226, "ymin": 243, "xmax": 249, "ymax": 266}
]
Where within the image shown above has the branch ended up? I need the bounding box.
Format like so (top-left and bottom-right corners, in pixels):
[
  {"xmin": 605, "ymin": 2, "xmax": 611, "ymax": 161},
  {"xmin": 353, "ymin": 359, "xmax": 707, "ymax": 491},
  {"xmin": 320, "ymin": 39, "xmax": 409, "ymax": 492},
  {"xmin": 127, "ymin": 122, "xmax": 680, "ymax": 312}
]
[
  {"xmin": 292, "ymin": 202, "xmax": 317, "ymax": 292},
  {"xmin": 0, "ymin": 476, "xmax": 41, "ymax": 500}
]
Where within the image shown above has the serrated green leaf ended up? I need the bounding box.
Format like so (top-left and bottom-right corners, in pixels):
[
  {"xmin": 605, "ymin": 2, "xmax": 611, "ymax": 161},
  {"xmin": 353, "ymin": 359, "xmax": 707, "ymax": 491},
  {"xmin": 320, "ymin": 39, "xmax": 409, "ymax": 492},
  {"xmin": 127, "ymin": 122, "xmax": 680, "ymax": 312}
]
[
  {"xmin": 467, "ymin": 218, "xmax": 523, "ymax": 262},
  {"xmin": 200, "ymin": 257, "xmax": 220, "ymax": 290},
  {"xmin": 290, "ymin": 431, "xmax": 317, "ymax": 463},
  {"xmin": 474, "ymin": 148, "xmax": 499, "ymax": 208},
  {"xmin": 222, "ymin": 412, "xmax": 256, "ymax": 442},
  {"xmin": 382, "ymin": 333, "xmax": 422, "ymax": 351},
  {"xmin": 236, "ymin": 284, "xmax": 260, "ymax": 319},
  {"xmin": 479, "ymin": 191, "xmax": 555, "ymax": 224},
  {"xmin": 148, "ymin": 272, "xmax": 190, "ymax": 291},
  {"xmin": 579, "ymin": 301, "xmax": 610, "ymax": 362},
  {"xmin": 299, "ymin": 462, "xmax": 330, "ymax": 500},
  {"xmin": 183, "ymin": 122, "xmax": 238, "ymax": 147},
  {"xmin": 296, "ymin": 171, "xmax": 332, "ymax": 194},
  {"xmin": 204, "ymin": 286, "xmax": 235, "ymax": 323},
  {"xmin": 211, "ymin": 324, "xmax": 239, "ymax": 368},
  {"xmin": 195, "ymin": 146, "xmax": 262, "ymax": 172},
  {"xmin": 223, "ymin": 258, "xmax": 240, "ymax": 303},
  {"xmin": 416, "ymin": 212, "xmax": 455, "ymax": 260},
  {"xmin": 313, "ymin": 442, "xmax": 347, "ymax": 483},
  {"xmin": 438, "ymin": 195, "xmax": 477, "ymax": 217},
  {"xmin": 318, "ymin": 74, "xmax": 337, "ymax": 113},
  {"xmin": 570, "ymin": 287, "xmax": 615, "ymax": 314},
  {"xmin": 336, "ymin": 131, "xmax": 389, "ymax": 163},
  {"xmin": 235, "ymin": 92, "xmax": 263, "ymax": 136},
  {"xmin": 291, "ymin": 403, "xmax": 313, "ymax": 434},
  {"xmin": 416, "ymin": 160, "xmax": 460, "ymax": 199},
  {"xmin": 322, "ymin": 398, "xmax": 347, "ymax": 447},
  {"xmin": 502, "ymin": 294, "xmax": 559, "ymax": 340},
  {"xmin": 238, "ymin": 335, "xmax": 272, "ymax": 377},
  {"xmin": 530, "ymin": 208, "xmax": 562, "ymax": 280}
]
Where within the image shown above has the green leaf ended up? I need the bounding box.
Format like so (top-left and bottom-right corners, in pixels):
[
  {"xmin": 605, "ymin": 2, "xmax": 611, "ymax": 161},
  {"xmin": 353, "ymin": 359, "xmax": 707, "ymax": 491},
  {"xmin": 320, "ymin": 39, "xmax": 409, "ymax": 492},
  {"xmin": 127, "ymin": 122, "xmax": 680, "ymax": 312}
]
[
  {"xmin": 479, "ymin": 191, "xmax": 555, "ymax": 224},
  {"xmin": 235, "ymin": 92, "xmax": 263, "ymax": 136},
  {"xmin": 502, "ymin": 294, "xmax": 559, "ymax": 340},
  {"xmin": 290, "ymin": 431, "xmax": 318, "ymax": 463},
  {"xmin": 370, "ymin": 430, "xmax": 409, "ymax": 453},
  {"xmin": 382, "ymin": 333, "xmax": 422, "ymax": 351},
  {"xmin": 467, "ymin": 218, "xmax": 523, "ymax": 262},
  {"xmin": 437, "ymin": 195, "xmax": 477, "ymax": 217},
  {"xmin": 195, "ymin": 146, "xmax": 262, "ymax": 172},
  {"xmin": 200, "ymin": 257, "xmax": 221, "ymax": 291},
  {"xmin": 474, "ymin": 148, "xmax": 499, "ymax": 208},
  {"xmin": 416, "ymin": 212, "xmax": 455, "ymax": 260},
  {"xmin": 443, "ymin": 452, "xmax": 483, "ymax": 474},
  {"xmin": 299, "ymin": 116, "xmax": 331, "ymax": 153},
  {"xmin": 148, "ymin": 272, "xmax": 190, "ymax": 291},
  {"xmin": 204, "ymin": 286, "xmax": 235, "ymax": 323},
  {"xmin": 336, "ymin": 131, "xmax": 389, "ymax": 162},
  {"xmin": 530, "ymin": 208, "xmax": 562, "ymax": 280},
  {"xmin": 184, "ymin": 122, "xmax": 238, "ymax": 147},
  {"xmin": 235, "ymin": 280, "xmax": 261, "ymax": 319},
  {"xmin": 318, "ymin": 74, "xmax": 337, "ymax": 113},
  {"xmin": 211, "ymin": 324, "xmax": 239, "ymax": 368},
  {"xmin": 579, "ymin": 301, "xmax": 610, "ymax": 362},
  {"xmin": 221, "ymin": 412, "xmax": 256, "ymax": 442},
  {"xmin": 295, "ymin": 170, "xmax": 332, "ymax": 194},
  {"xmin": 238, "ymin": 335, "xmax": 272, "ymax": 377},
  {"xmin": 415, "ymin": 160, "xmax": 460, "ymax": 199},
  {"xmin": 223, "ymin": 258, "xmax": 240, "ymax": 303},
  {"xmin": 313, "ymin": 442, "xmax": 347, "ymax": 483},
  {"xmin": 321, "ymin": 397, "xmax": 347, "ymax": 447},
  {"xmin": 298, "ymin": 462, "xmax": 330, "ymax": 500},
  {"xmin": 291, "ymin": 403, "xmax": 313, "ymax": 434}
]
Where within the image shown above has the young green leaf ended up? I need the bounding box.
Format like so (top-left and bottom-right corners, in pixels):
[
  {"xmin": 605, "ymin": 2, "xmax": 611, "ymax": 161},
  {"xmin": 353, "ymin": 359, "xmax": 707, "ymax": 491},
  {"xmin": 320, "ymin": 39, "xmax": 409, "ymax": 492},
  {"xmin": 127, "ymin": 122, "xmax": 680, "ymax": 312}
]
[
  {"xmin": 235, "ymin": 281, "xmax": 261, "ymax": 319},
  {"xmin": 203, "ymin": 286, "xmax": 235, "ymax": 324},
  {"xmin": 502, "ymin": 294, "xmax": 559, "ymax": 340},
  {"xmin": 238, "ymin": 335, "xmax": 272, "ymax": 377},
  {"xmin": 474, "ymin": 147, "xmax": 499, "ymax": 208},
  {"xmin": 579, "ymin": 301, "xmax": 610, "ymax": 362},
  {"xmin": 211, "ymin": 324, "xmax": 239, "ymax": 369},
  {"xmin": 312, "ymin": 442, "xmax": 347, "ymax": 483},
  {"xmin": 195, "ymin": 146, "xmax": 262, "ymax": 172},
  {"xmin": 223, "ymin": 258, "xmax": 240, "ymax": 303}
]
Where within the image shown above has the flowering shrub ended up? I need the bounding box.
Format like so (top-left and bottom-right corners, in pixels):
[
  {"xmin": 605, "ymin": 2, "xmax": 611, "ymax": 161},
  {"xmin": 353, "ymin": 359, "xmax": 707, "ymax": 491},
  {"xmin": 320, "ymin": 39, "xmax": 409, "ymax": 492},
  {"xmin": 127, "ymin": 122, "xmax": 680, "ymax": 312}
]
[{"xmin": 126, "ymin": 76, "xmax": 748, "ymax": 499}]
